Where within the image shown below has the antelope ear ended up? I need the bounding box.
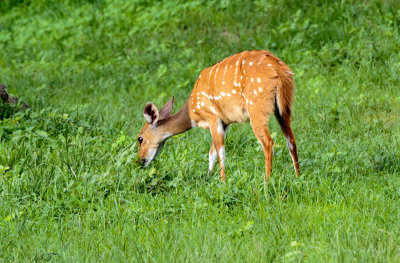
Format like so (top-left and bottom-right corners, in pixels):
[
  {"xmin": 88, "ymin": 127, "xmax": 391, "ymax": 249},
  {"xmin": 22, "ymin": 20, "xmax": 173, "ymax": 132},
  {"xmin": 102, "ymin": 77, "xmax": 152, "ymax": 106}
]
[
  {"xmin": 143, "ymin": 102, "xmax": 159, "ymax": 125},
  {"xmin": 159, "ymin": 96, "xmax": 174, "ymax": 120}
]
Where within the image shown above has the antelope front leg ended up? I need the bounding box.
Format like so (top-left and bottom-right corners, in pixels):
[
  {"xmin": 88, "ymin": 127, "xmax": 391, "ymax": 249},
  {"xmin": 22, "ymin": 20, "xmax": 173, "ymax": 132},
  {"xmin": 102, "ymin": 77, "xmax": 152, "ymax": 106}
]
[
  {"xmin": 208, "ymin": 143, "xmax": 218, "ymax": 175},
  {"xmin": 209, "ymin": 119, "xmax": 227, "ymax": 182}
]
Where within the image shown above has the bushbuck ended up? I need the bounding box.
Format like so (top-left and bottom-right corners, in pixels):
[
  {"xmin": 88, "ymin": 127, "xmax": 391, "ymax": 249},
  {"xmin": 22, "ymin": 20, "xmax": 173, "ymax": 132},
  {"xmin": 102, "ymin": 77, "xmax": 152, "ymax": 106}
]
[{"xmin": 137, "ymin": 50, "xmax": 300, "ymax": 182}]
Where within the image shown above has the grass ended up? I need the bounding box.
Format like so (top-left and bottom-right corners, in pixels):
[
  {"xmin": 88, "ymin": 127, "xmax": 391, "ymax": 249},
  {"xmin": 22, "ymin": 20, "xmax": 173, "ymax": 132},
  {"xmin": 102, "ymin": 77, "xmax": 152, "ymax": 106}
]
[{"xmin": 1, "ymin": 0, "xmax": 400, "ymax": 261}]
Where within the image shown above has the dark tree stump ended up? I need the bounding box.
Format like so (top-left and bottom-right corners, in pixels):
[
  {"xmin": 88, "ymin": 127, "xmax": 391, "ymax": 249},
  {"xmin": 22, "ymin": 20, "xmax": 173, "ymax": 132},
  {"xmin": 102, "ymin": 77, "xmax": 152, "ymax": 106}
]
[{"xmin": 0, "ymin": 84, "xmax": 30, "ymax": 109}]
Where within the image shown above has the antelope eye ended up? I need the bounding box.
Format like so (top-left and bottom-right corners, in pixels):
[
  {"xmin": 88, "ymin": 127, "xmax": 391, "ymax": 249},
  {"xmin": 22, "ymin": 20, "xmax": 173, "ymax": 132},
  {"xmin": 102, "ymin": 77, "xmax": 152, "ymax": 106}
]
[{"xmin": 138, "ymin": 137, "xmax": 143, "ymax": 145}]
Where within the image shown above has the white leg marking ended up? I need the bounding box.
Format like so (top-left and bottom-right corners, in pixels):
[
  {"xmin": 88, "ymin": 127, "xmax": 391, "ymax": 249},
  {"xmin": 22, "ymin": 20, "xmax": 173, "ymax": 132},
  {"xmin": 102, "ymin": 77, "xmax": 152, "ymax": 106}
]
[
  {"xmin": 286, "ymin": 136, "xmax": 294, "ymax": 151},
  {"xmin": 285, "ymin": 136, "xmax": 296, "ymax": 171},
  {"xmin": 218, "ymin": 146, "xmax": 225, "ymax": 168},
  {"xmin": 290, "ymin": 152, "xmax": 296, "ymax": 172},
  {"xmin": 209, "ymin": 147, "xmax": 218, "ymax": 173}
]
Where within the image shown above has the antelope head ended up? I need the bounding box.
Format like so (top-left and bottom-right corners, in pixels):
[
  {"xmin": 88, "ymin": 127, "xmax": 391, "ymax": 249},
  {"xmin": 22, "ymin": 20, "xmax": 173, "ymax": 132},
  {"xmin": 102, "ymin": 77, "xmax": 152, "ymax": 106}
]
[{"xmin": 137, "ymin": 97, "xmax": 175, "ymax": 166}]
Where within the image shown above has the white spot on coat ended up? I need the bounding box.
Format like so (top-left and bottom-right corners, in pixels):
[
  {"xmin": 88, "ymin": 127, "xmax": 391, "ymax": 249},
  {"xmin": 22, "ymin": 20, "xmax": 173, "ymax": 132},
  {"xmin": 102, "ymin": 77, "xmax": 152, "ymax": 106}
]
[
  {"xmin": 232, "ymin": 89, "xmax": 237, "ymax": 94},
  {"xmin": 257, "ymin": 78, "xmax": 261, "ymax": 83},
  {"xmin": 214, "ymin": 63, "xmax": 221, "ymax": 87}
]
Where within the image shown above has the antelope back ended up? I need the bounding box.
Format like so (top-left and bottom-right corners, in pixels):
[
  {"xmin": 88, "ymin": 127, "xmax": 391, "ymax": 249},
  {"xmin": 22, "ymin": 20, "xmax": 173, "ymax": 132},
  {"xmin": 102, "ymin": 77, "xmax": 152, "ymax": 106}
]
[{"xmin": 188, "ymin": 50, "xmax": 294, "ymax": 126}]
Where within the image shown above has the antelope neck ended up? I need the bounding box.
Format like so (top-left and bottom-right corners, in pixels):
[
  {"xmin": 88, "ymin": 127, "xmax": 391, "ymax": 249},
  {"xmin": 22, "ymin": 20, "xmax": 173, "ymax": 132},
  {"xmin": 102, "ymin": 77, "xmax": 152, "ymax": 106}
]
[{"xmin": 157, "ymin": 100, "xmax": 192, "ymax": 136}]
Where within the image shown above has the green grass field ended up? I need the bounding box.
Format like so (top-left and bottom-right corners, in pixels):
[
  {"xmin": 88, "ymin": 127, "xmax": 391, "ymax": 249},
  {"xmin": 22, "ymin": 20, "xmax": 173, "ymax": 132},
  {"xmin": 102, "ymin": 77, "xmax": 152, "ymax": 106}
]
[{"xmin": 1, "ymin": 0, "xmax": 400, "ymax": 261}]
